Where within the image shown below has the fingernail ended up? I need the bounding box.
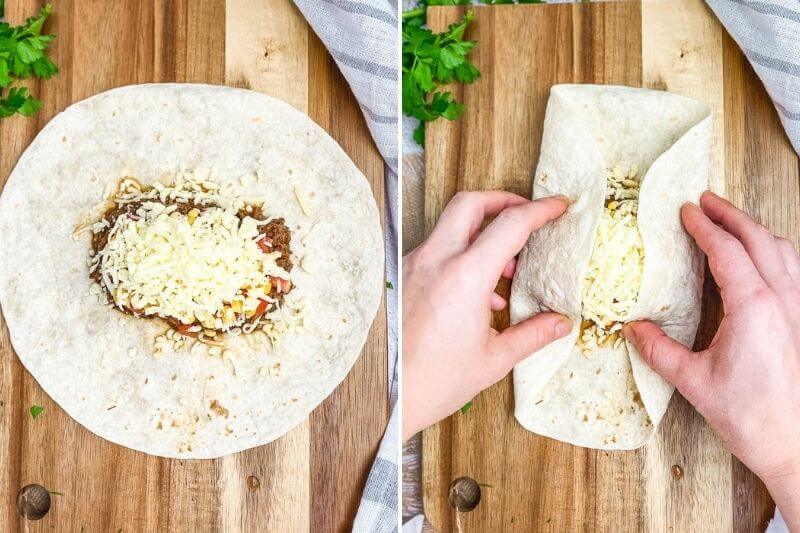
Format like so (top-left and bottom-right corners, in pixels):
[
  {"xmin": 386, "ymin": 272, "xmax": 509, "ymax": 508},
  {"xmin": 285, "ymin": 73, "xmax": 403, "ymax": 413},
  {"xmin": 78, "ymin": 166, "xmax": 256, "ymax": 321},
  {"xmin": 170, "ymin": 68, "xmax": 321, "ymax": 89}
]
[
  {"xmin": 556, "ymin": 317, "xmax": 572, "ymax": 336},
  {"xmin": 553, "ymin": 194, "xmax": 570, "ymax": 203}
]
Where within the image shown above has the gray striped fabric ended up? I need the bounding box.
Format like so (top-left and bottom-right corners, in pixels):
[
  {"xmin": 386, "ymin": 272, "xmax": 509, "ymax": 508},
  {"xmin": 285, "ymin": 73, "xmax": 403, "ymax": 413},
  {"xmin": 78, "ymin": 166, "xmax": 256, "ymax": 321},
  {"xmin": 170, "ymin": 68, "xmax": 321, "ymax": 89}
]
[
  {"xmin": 707, "ymin": 0, "xmax": 800, "ymax": 155},
  {"xmin": 294, "ymin": 0, "xmax": 398, "ymax": 172},
  {"xmin": 292, "ymin": 1, "xmax": 399, "ymax": 532}
]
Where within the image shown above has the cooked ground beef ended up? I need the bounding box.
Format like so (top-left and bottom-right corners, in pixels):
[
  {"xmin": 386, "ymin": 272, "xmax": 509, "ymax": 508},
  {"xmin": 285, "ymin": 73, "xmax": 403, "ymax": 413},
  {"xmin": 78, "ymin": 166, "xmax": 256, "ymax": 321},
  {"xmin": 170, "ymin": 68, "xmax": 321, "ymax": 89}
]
[
  {"xmin": 91, "ymin": 197, "xmax": 293, "ymax": 335},
  {"xmin": 262, "ymin": 218, "xmax": 292, "ymax": 271}
]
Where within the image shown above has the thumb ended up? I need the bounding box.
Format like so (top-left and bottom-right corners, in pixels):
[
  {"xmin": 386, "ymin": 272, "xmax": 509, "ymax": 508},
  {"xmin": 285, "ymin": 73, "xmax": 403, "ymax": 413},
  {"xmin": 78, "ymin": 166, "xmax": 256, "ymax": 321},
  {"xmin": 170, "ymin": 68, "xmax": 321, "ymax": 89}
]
[
  {"xmin": 491, "ymin": 313, "xmax": 572, "ymax": 372},
  {"xmin": 624, "ymin": 321, "xmax": 705, "ymax": 399}
]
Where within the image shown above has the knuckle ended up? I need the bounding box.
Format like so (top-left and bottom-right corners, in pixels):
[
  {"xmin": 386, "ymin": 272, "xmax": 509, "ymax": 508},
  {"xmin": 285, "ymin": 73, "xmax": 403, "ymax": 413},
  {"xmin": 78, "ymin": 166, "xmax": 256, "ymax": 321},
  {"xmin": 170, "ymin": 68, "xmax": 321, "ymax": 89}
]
[
  {"xmin": 751, "ymin": 223, "xmax": 772, "ymax": 241},
  {"xmin": 542, "ymin": 319, "xmax": 564, "ymax": 344},
  {"xmin": 752, "ymin": 286, "xmax": 777, "ymax": 307},
  {"xmin": 777, "ymin": 237, "xmax": 797, "ymax": 254},
  {"xmin": 450, "ymin": 191, "xmax": 476, "ymax": 208},
  {"xmin": 640, "ymin": 336, "xmax": 661, "ymax": 367},
  {"xmin": 495, "ymin": 206, "xmax": 525, "ymax": 226}
]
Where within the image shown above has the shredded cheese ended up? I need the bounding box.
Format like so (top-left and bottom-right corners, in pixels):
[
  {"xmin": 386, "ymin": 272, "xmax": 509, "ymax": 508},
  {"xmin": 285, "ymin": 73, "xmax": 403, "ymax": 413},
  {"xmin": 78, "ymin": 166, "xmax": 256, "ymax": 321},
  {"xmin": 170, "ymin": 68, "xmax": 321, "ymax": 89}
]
[
  {"xmin": 294, "ymin": 186, "xmax": 313, "ymax": 217},
  {"xmin": 262, "ymin": 300, "xmax": 306, "ymax": 348},
  {"xmin": 580, "ymin": 166, "xmax": 644, "ymax": 348},
  {"xmin": 90, "ymin": 173, "xmax": 290, "ymax": 332}
]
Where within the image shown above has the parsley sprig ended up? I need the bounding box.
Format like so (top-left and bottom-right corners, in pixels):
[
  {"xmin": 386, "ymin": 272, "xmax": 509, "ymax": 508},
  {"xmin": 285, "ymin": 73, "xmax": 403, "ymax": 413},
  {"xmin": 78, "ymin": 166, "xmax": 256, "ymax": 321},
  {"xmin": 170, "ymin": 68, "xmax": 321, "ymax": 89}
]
[
  {"xmin": 402, "ymin": 2, "xmax": 480, "ymax": 146},
  {"xmin": 403, "ymin": 1, "xmax": 545, "ymax": 146},
  {"xmin": 0, "ymin": 3, "xmax": 57, "ymax": 118}
]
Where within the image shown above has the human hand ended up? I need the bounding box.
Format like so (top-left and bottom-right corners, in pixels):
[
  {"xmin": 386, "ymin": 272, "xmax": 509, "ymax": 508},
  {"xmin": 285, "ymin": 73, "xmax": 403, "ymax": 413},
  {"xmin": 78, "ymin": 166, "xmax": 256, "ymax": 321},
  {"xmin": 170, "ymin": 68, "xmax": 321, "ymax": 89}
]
[
  {"xmin": 624, "ymin": 191, "xmax": 800, "ymax": 528},
  {"xmin": 402, "ymin": 191, "xmax": 572, "ymax": 442}
]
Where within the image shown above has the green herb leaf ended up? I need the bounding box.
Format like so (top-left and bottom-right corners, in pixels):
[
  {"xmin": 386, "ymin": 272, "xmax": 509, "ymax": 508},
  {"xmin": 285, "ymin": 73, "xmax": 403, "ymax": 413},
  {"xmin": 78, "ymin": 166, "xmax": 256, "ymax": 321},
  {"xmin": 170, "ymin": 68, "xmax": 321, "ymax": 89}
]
[
  {"xmin": 0, "ymin": 3, "xmax": 56, "ymax": 119},
  {"xmin": 30, "ymin": 404, "xmax": 44, "ymax": 419},
  {"xmin": 386, "ymin": 281, "xmax": 394, "ymax": 289},
  {"xmin": 478, "ymin": 483, "xmax": 493, "ymax": 487},
  {"xmin": 413, "ymin": 121, "xmax": 426, "ymax": 146},
  {"xmin": 0, "ymin": 86, "xmax": 42, "ymax": 117},
  {"xmin": 0, "ymin": 61, "xmax": 10, "ymax": 87},
  {"xmin": 402, "ymin": 4, "xmax": 480, "ymax": 146},
  {"xmin": 48, "ymin": 490, "xmax": 64, "ymax": 496},
  {"xmin": 460, "ymin": 400, "xmax": 473, "ymax": 414}
]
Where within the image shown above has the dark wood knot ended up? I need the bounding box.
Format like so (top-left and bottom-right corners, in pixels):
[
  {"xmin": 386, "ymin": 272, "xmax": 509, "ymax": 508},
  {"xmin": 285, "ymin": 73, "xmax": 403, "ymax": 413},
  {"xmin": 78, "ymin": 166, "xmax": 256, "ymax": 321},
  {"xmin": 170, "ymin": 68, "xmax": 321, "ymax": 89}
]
[
  {"xmin": 17, "ymin": 484, "xmax": 51, "ymax": 520},
  {"xmin": 448, "ymin": 476, "xmax": 481, "ymax": 513}
]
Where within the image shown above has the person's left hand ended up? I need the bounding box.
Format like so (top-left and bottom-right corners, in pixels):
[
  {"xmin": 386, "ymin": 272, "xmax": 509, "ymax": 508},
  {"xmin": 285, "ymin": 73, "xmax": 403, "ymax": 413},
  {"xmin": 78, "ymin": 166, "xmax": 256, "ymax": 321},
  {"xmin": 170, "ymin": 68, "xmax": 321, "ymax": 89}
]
[{"xmin": 402, "ymin": 191, "xmax": 572, "ymax": 441}]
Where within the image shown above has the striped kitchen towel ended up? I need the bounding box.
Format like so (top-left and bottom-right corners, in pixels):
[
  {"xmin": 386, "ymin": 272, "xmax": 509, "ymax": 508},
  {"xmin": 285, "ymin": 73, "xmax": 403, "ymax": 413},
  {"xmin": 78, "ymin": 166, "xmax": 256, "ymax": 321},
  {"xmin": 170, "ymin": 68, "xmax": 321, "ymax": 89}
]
[
  {"xmin": 706, "ymin": 0, "xmax": 800, "ymax": 155},
  {"xmin": 292, "ymin": 1, "xmax": 399, "ymax": 532},
  {"xmin": 293, "ymin": 0, "xmax": 399, "ymax": 173},
  {"xmin": 353, "ymin": 380, "xmax": 400, "ymax": 533}
]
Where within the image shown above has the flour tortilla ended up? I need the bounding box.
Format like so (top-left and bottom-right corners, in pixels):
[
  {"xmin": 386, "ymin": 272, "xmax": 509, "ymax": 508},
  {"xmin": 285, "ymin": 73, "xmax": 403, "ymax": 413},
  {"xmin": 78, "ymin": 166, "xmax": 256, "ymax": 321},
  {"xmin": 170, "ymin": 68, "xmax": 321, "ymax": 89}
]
[
  {"xmin": 0, "ymin": 84, "xmax": 384, "ymax": 458},
  {"xmin": 510, "ymin": 84, "xmax": 710, "ymax": 450}
]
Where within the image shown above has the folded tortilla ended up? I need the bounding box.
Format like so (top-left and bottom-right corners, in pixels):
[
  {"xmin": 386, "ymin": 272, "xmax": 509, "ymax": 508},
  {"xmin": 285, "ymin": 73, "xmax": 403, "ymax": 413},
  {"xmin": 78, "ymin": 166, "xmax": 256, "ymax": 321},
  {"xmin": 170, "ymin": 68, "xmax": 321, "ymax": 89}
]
[
  {"xmin": 0, "ymin": 84, "xmax": 383, "ymax": 458},
  {"xmin": 510, "ymin": 84, "xmax": 711, "ymax": 450}
]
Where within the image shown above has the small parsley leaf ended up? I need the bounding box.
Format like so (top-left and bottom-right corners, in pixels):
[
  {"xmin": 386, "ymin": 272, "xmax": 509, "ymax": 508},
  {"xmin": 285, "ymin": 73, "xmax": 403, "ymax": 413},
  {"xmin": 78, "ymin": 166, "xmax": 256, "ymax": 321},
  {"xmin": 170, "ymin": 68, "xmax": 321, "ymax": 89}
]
[
  {"xmin": 460, "ymin": 400, "xmax": 473, "ymax": 414},
  {"xmin": 386, "ymin": 281, "xmax": 394, "ymax": 289},
  {"xmin": 30, "ymin": 405, "xmax": 44, "ymax": 419}
]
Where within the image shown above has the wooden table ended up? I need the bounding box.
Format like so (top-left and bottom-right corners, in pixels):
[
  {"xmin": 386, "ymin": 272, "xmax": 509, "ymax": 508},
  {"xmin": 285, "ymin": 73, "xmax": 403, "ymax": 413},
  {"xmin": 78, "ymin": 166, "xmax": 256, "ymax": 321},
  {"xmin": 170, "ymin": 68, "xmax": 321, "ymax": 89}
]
[
  {"xmin": 0, "ymin": 1, "xmax": 389, "ymax": 531},
  {"xmin": 422, "ymin": 1, "xmax": 800, "ymax": 531}
]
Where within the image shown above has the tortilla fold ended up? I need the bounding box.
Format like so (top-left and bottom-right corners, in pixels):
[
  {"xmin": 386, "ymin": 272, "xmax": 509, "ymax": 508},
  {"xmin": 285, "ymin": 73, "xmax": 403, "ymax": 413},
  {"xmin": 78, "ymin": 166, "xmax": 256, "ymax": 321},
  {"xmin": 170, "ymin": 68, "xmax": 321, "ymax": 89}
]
[{"xmin": 510, "ymin": 84, "xmax": 711, "ymax": 450}]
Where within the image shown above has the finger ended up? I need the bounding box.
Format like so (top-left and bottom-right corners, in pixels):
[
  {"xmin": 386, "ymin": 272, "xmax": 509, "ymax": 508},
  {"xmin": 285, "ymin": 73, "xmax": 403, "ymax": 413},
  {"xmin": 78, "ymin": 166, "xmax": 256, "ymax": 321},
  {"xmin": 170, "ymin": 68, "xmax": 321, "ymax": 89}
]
[
  {"xmin": 488, "ymin": 313, "xmax": 572, "ymax": 375},
  {"xmin": 699, "ymin": 192, "xmax": 793, "ymax": 291},
  {"xmin": 467, "ymin": 196, "xmax": 569, "ymax": 281},
  {"xmin": 427, "ymin": 191, "xmax": 530, "ymax": 258},
  {"xmin": 775, "ymin": 237, "xmax": 800, "ymax": 287},
  {"xmin": 624, "ymin": 321, "xmax": 707, "ymax": 403},
  {"xmin": 500, "ymin": 258, "xmax": 517, "ymax": 279},
  {"xmin": 490, "ymin": 292, "xmax": 507, "ymax": 311},
  {"xmin": 681, "ymin": 202, "xmax": 767, "ymax": 302}
]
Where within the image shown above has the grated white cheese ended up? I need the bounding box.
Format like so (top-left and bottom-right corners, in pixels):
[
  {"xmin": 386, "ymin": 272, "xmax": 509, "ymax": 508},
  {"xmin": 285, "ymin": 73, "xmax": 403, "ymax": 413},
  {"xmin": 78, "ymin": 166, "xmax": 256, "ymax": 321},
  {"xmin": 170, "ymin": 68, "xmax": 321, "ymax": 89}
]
[
  {"xmin": 294, "ymin": 186, "xmax": 313, "ymax": 217},
  {"xmin": 91, "ymin": 173, "xmax": 290, "ymax": 331},
  {"xmin": 580, "ymin": 166, "xmax": 644, "ymax": 347},
  {"xmin": 262, "ymin": 300, "xmax": 306, "ymax": 348}
]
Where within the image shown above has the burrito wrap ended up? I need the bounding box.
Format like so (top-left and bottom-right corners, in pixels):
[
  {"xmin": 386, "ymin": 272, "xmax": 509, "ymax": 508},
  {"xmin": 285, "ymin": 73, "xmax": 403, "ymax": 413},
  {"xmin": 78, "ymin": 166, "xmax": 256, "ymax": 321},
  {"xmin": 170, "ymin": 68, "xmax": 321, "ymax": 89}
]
[{"xmin": 510, "ymin": 84, "xmax": 711, "ymax": 449}]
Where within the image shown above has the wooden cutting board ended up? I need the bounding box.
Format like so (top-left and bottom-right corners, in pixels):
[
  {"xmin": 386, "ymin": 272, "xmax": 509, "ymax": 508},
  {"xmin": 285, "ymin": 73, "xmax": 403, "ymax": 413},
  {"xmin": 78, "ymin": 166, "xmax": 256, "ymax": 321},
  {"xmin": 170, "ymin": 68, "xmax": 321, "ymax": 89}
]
[
  {"xmin": 423, "ymin": 1, "xmax": 800, "ymax": 531},
  {"xmin": 0, "ymin": 1, "xmax": 388, "ymax": 531}
]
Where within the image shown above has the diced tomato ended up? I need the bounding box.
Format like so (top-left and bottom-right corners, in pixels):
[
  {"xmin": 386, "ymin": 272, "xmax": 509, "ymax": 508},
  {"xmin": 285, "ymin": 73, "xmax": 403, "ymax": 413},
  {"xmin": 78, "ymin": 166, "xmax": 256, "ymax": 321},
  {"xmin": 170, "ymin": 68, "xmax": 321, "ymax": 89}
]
[
  {"xmin": 271, "ymin": 277, "xmax": 292, "ymax": 294},
  {"xmin": 257, "ymin": 237, "xmax": 272, "ymax": 254},
  {"xmin": 252, "ymin": 299, "xmax": 268, "ymax": 319},
  {"xmin": 176, "ymin": 324, "xmax": 199, "ymax": 338}
]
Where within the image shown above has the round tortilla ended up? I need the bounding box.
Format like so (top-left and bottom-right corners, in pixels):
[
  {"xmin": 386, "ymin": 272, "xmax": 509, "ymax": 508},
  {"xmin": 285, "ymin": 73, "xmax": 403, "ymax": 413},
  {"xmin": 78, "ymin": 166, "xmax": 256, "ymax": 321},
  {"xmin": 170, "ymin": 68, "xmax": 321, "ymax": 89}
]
[{"xmin": 0, "ymin": 84, "xmax": 384, "ymax": 458}]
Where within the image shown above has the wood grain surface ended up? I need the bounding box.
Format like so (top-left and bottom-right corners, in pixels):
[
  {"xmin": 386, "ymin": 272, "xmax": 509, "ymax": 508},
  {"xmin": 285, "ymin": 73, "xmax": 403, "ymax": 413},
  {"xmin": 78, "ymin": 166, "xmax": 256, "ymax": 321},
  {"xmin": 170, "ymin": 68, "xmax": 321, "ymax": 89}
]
[
  {"xmin": 422, "ymin": 1, "xmax": 799, "ymax": 531},
  {"xmin": 0, "ymin": 1, "xmax": 389, "ymax": 531}
]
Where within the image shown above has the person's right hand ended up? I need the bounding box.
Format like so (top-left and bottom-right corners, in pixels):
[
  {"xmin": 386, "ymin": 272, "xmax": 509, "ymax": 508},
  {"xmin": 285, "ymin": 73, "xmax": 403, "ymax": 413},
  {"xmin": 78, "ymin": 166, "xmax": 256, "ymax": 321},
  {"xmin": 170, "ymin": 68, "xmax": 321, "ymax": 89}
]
[{"xmin": 624, "ymin": 191, "xmax": 800, "ymax": 529}]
